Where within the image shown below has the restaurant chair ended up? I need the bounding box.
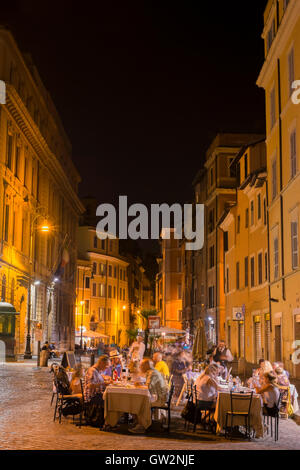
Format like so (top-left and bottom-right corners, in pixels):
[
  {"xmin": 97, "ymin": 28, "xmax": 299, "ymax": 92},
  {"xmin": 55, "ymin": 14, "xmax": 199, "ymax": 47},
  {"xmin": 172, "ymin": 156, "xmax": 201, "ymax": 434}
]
[
  {"xmin": 225, "ymin": 391, "xmax": 253, "ymax": 440},
  {"xmin": 151, "ymin": 382, "xmax": 175, "ymax": 432},
  {"xmin": 263, "ymin": 391, "xmax": 282, "ymax": 441},
  {"xmin": 183, "ymin": 382, "xmax": 196, "ymax": 432},
  {"xmin": 53, "ymin": 377, "xmax": 83, "ymax": 424},
  {"xmin": 193, "ymin": 385, "xmax": 215, "ymax": 434}
]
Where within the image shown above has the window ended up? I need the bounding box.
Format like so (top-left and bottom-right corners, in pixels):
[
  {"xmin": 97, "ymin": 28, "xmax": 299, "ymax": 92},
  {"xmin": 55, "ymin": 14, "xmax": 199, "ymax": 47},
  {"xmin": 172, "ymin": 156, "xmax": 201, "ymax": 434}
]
[
  {"xmin": 114, "ymin": 266, "xmax": 117, "ymax": 278},
  {"xmin": 208, "ymin": 286, "xmax": 215, "ymax": 308},
  {"xmin": 290, "ymin": 129, "xmax": 297, "ymax": 179},
  {"xmin": 92, "ymin": 282, "xmax": 97, "ymax": 297},
  {"xmin": 288, "ymin": 48, "xmax": 295, "ymax": 96},
  {"xmin": 244, "ymin": 154, "xmax": 248, "ymax": 179},
  {"xmin": 237, "ymin": 215, "xmax": 240, "ymax": 234},
  {"xmin": 245, "ymin": 208, "xmax": 249, "ymax": 228},
  {"xmin": 209, "ymin": 245, "xmax": 215, "ymax": 268},
  {"xmin": 99, "ymin": 263, "xmax": 106, "ymax": 276},
  {"xmin": 177, "ymin": 284, "xmax": 182, "ymax": 300},
  {"xmin": 177, "ymin": 257, "xmax": 182, "ymax": 272},
  {"xmin": 101, "ymin": 239, "xmax": 105, "ymax": 250},
  {"xmin": 274, "ymin": 237, "xmax": 279, "ymax": 279},
  {"xmin": 224, "ymin": 231, "xmax": 228, "ymax": 252},
  {"xmin": 6, "ymin": 133, "xmax": 13, "ymax": 170},
  {"xmin": 270, "ymin": 88, "xmax": 276, "ymax": 129},
  {"xmin": 99, "ymin": 307, "xmax": 105, "ymax": 322},
  {"xmin": 258, "ymin": 253, "xmax": 263, "ymax": 285},
  {"xmin": 272, "ymin": 158, "xmax": 277, "ymax": 200},
  {"xmin": 236, "ymin": 262, "xmax": 240, "ymax": 290},
  {"xmin": 291, "ymin": 221, "xmax": 298, "ymax": 269},
  {"xmin": 4, "ymin": 205, "xmax": 9, "ymax": 242},
  {"xmin": 108, "ymin": 265, "xmax": 112, "ymax": 277},
  {"xmin": 263, "ymin": 198, "xmax": 267, "ymax": 225},
  {"xmin": 107, "ymin": 308, "xmax": 111, "ymax": 322},
  {"xmin": 244, "ymin": 257, "xmax": 249, "ymax": 287},
  {"xmin": 257, "ymin": 194, "xmax": 261, "ymax": 220},
  {"xmin": 250, "ymin": 256, "xmax": 255, "ymax": 287},
  {"xmin": 15, "ymin": 146, "xmax": 20, "ymax": 178},
  {"xmin": 250, "ymin": 201, "xmax": 254, "ymax": 226},
  {"xmin": 85, "ymin": 277, "xmax": 90, "ymax": 289},
  {"xmin": 108, "ymin": 285, "xmax": 112, "ymax": 298},
  {"xmin": 100, "ymin": 283, "xmax": 106, "ymax": 297},
  {"xmin": 85, "ymin": 300, "xmax": 90, "ymax": 314},
  {"xmin": 92, "ymin": 262, "xmax": 97, "ymax": 274},
  {"xmin": 93, "ymin": 236, "xmax": 98, "ymax": 248},
  {"xmin": 265, "ymin": 252, "xmax": 268, "ymax": 281}
]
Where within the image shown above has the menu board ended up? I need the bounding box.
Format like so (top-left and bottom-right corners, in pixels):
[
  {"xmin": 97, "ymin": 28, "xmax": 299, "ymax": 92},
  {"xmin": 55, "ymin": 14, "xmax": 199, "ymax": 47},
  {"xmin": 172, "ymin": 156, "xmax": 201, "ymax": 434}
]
[{"xmin": 61, "ymin": 351, "xmax": 76, "ymax": 369}]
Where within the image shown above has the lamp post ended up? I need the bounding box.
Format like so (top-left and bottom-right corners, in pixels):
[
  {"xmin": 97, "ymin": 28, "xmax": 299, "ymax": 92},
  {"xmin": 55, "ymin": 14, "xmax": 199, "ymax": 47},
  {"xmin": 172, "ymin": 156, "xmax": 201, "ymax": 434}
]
[{"xmin": 24, "ymin": 217, "xmax": 50, "ymax": 359}]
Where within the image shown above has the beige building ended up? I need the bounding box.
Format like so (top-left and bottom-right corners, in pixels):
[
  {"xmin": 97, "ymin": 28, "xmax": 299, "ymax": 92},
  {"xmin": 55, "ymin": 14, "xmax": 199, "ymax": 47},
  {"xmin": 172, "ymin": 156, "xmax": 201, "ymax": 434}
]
[
  {"xmin": 0, "ymin": 28, "xmax": 83, "ymax": 356},
  {"xmin": 77, "ymin": 225, "xmax": 130, "ymax": 347},
  {"xmin": 220, "ymin": 140, "xmax": 269, "ymax": 365},
  {"xmin": 156, "ymin": 229, "xmax": 183, "ymax": 330},
  {"xmin": 257, "ymin": 0, "xmax": 300, "ymax": 377}
]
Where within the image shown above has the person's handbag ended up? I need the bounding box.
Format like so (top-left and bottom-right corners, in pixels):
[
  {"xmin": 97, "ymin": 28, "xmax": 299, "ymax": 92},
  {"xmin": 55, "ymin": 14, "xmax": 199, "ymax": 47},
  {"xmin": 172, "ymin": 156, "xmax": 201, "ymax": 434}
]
[
  {"xmin": 181, "ymin": 400, "xmax": 196, "ymax": 423},
  {"xmin": 61, "ymin": 400, "xmax": 82, "ymax": 416}
]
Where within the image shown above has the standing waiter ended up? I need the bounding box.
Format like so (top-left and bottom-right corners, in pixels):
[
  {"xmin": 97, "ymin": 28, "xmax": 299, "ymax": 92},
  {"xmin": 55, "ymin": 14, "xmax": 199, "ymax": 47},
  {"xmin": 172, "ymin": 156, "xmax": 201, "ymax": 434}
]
[{"xmin": 213, "ymin": 340, "xmax": 233, "ymax": 378}]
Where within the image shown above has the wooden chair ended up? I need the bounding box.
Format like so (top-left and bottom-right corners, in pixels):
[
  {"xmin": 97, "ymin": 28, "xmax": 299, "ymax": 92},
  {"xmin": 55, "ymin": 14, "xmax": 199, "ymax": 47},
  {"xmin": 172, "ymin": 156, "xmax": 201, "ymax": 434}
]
[
  {"xmin": 225, "ymin": 391, "xmax": 253, "ymax": 440},
  {"xmin": 151, "ymin": 382, "xmax": 175, "ymax": 432}
]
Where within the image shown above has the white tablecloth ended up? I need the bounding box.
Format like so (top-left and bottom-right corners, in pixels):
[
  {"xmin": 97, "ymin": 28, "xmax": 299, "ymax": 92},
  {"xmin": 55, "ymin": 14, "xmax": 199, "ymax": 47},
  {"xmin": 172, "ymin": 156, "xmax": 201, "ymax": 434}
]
[
  {"xmin": 103, "ymin": 385, "xmax": 152, "ymax": 429},
  {"xmin": 214, "ymin": 392, "xmax": 264, "ymax": 438}
]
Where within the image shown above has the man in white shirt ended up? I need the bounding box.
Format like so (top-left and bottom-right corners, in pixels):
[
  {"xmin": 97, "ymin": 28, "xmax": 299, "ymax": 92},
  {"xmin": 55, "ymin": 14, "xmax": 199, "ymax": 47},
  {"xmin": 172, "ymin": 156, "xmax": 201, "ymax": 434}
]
[{"xmin": 129, "ymin": 335, "xmax": 145, "ymax": 361}]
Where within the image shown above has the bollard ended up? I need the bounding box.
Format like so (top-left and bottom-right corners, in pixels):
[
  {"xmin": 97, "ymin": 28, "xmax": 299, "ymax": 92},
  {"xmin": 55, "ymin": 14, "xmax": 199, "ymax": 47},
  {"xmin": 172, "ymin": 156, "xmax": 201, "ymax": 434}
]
[{"xmin": 90, "ymin": 353, "xmax": 95, "ymax": 366}]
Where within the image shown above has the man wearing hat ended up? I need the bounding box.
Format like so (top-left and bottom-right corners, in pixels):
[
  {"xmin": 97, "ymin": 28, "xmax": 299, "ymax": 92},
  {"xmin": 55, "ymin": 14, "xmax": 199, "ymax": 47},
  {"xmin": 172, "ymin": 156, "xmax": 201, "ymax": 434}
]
[{"xmin": 104, "ymin": 349, "xmax": 123, "ymax": 378}]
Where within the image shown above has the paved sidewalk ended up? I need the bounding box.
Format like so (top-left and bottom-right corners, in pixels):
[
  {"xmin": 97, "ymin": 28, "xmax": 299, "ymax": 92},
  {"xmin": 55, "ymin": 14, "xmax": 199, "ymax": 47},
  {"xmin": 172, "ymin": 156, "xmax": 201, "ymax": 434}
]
[{"xmin": 1, "ymin": 362, "xmax": 300, "ymax": 450}]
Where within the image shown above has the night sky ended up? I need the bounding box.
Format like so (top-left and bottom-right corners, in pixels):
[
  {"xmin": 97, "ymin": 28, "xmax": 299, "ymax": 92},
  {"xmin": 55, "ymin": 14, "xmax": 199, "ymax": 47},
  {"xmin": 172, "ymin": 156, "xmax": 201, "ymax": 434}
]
[{"xmin": 2, "ymin": 1, "xmax": 267, "ymax": 210}]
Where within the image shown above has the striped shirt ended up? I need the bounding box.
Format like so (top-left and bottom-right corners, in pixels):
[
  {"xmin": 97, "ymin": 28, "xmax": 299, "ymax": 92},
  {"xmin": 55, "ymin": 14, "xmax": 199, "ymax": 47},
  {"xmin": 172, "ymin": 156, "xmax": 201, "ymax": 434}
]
[{"xmin": 84, "ymin": 365, "xmax": 105, "ymax": 402}]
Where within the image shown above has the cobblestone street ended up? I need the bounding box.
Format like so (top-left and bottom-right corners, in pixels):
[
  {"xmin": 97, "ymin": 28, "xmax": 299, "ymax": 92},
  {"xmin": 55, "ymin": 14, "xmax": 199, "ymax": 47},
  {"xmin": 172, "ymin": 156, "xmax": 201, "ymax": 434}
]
[{"xmin": 0, "ymin": 362, "xmax": 300, "ymax": 450}]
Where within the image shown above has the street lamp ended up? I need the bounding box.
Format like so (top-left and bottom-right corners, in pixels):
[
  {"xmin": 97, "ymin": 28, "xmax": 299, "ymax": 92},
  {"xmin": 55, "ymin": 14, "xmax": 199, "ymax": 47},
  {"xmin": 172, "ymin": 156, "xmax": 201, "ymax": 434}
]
[{"xmin": 24, "ymin": 215, "xmax": 51, "ymax": 359}]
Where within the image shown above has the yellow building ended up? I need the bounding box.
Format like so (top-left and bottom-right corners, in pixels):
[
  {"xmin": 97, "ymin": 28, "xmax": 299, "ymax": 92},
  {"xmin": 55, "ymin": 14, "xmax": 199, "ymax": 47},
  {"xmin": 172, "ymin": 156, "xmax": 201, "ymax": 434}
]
[
  {"xmin": 257, "ymin": 0, "xmax": 300, "ymax": 377},
  {"xmin": 77, "ymin": 225, "xmax": 130, "ymax": 347},
  {"xmin": 203, "ymin": 133, "xmax": 263, "ymax": 344},
  {"xmin": 156, "ymin": 229, "xmax": 183, "ymax": 330},
  {"xmin": 0, "ymin": 28, "xmax": 83, "ymax": 357},
  {"xmin": 220, "ymin": 140, "xmax": 269, "ymax": 365}
]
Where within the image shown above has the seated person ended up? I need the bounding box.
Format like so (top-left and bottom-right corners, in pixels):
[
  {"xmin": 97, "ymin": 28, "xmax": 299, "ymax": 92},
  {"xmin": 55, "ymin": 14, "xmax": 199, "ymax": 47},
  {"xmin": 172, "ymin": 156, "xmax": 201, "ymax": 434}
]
[
  {"xmin": 255, "ymin": 371, "xmax": 280, "ymax": 414},
  {"xmin": 84, "ymin": 355, "xmax": 111, "ymax": 403},
  {"xmin": 276, "ymin": 362, "xmax": 290, "ymax": 379},
  {"xmin": 129, "ymin": 359, "xmax": 169, "ymax": 434},
  {"xmin": 153, "ymin": 352, "xmax": 170, "ymax": 380},
  {"xmin": 275, "ymin": 366, "xmax": 290, "ymax": 387},
  {"xmin": 70, "ymin": 364, "xmax": 83, "ymax": 395},
  {"xmin": 195, "ymin": 364, "xmax": 221, "ymax": 406}
]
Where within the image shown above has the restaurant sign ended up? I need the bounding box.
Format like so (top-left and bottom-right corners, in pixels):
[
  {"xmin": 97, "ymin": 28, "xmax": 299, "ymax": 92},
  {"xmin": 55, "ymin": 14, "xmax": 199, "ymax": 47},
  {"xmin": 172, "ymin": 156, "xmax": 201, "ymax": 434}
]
[
  {"xmin": 232, "ymin": 307, "xmax": 244, "ymax": 321},
  {"xmin": 148, "ymin": 316, "xmax": 160, "ymax": 330}
]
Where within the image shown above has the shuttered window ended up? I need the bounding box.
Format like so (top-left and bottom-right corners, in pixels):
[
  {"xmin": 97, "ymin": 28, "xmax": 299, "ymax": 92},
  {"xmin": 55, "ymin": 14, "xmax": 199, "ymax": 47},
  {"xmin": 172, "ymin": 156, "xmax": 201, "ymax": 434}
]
[
  {"xmin": 291, "ymin": 221, "xmax": 298, "ymax": 269},
  {"xmin": 274, "ymin": 237, "xmax": 279, "ymax": 279},
  {"xmin": 288, "ymin": 48, "xmax": 295, "ymax": 96},
  {"xmin": 254, "ymin": 318, "xmax": 262, "ymax": 364}
]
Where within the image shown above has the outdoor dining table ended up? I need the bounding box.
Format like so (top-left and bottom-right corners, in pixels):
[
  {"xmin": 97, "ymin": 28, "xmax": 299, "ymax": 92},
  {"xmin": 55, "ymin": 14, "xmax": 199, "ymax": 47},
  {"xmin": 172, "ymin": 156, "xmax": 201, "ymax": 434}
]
[
  {"xmin": 103, "ymin": 384, "xmax": 152, "ymax": 429},
  {"xmin": 214, "ymin": 389, "xmax": 264, "ymax": 438}
]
